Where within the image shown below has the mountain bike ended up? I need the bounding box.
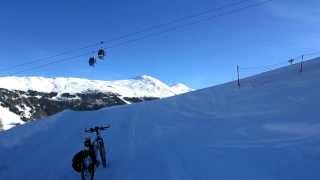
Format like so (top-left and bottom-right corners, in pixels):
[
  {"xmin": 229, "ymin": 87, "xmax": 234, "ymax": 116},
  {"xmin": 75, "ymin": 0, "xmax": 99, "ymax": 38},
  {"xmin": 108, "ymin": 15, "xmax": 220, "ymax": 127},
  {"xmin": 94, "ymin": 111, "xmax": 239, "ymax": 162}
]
[{"xmin": 72, "ymin": 125, "xmax": 110, "ymax": 180}]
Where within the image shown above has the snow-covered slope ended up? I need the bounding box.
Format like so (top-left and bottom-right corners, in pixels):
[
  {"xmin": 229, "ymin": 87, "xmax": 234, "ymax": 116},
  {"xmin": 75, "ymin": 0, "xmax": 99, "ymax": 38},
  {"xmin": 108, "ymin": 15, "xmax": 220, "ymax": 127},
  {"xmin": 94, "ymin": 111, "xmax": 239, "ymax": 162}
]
[
  {"xmin": 170, "ymin": 83, "xmax": 193, "ymax": 94},
  {"xmin": 0, "ymin": 75, "xmax": 191, "ymax": 98},
  {"xmin": 1, "ymin": 59, "xmax": 320, "ymax": 180},
  {"xmin": 0, "ymin": 106, "xmax": 25, "ymax": 130}
]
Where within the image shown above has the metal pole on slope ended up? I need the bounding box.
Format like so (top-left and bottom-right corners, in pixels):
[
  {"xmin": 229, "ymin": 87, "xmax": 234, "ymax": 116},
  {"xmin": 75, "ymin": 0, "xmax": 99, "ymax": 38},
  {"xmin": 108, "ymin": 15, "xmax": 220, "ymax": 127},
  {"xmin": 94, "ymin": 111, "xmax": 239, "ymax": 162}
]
[
  {"xmin": 300, "ymin": 55, "xmax": 304, "ymax": 73},
  {"xmin": 237, "ymin": 65, "xmax": 240, "ymax": 88}
]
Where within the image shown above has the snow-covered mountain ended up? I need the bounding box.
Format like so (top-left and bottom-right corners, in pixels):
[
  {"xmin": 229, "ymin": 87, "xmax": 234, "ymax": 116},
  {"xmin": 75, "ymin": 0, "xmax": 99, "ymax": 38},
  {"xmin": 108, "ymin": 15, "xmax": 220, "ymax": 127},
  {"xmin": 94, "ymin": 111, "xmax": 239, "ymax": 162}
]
[
  {"xmin": 0, "ymin": 75, "xmax": 192, "ymax": 130},
  {"xmin": 0, "ymin": 75, "xmax": 190, "ymax": 97},
  {"xmin": 1, "ymin": 58, "xmax": 319, "ymax": 180},
  {"xmin": 170, "ymin": 83, "xmax": 193, "ymax": 94}
]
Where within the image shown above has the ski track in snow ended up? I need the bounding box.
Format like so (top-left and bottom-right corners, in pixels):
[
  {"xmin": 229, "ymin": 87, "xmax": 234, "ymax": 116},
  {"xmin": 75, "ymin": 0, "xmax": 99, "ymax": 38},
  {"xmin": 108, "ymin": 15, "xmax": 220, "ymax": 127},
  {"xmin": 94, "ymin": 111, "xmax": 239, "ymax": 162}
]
[{"xmin": 1, "ymin": 59, "xmax": 320, "ymax": 179}]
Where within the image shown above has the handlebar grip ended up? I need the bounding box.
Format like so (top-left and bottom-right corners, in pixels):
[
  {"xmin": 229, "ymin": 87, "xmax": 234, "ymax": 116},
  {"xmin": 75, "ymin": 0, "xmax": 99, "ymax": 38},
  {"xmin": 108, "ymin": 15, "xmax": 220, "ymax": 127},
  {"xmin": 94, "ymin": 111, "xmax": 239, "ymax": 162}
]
[{"xmin": 85, "ymin": 128, "xmax": 95, "ymax": 133}]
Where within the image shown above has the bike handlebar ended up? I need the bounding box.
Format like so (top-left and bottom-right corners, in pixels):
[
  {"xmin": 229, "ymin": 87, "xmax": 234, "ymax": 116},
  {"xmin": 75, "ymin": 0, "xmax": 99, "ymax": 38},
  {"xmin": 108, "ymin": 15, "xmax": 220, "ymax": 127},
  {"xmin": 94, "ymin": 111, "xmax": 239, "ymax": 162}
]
[{"xmin": 85, "ymin": 125, "xmax": 111, "ymax": 133}]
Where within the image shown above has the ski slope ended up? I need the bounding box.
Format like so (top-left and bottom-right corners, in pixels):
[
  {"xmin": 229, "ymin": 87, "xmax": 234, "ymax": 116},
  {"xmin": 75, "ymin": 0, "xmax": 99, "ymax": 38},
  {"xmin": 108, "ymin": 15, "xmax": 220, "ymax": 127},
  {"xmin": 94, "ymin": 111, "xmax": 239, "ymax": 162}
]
[{"xmin": 0, "ymin": 59, "xmax": 320, "ymax": 180}]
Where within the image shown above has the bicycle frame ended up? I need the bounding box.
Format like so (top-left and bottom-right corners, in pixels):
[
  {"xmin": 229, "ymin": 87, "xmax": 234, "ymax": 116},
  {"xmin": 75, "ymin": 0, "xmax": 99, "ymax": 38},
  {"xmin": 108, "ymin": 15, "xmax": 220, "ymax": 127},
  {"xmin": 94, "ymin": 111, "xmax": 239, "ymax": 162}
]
[
  {"xmin": 77, "ymin": 125, "xmax": 110, "ymax": 180},
  {"xmin": 85, "ymin": 128, "xmax": 106, "ymax": 164}
]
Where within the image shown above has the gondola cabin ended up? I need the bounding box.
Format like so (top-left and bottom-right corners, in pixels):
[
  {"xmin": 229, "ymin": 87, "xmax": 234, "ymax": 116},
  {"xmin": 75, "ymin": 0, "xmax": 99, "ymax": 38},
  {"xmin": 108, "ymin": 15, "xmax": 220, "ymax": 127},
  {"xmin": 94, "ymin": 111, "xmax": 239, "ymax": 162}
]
[
  {"xmin": 89, "ymin": 57, "xmax": 96, "ymax": 67},
  {"xmin": 97, "ymin": 49, "xmax": 106, "ymax": 60}
]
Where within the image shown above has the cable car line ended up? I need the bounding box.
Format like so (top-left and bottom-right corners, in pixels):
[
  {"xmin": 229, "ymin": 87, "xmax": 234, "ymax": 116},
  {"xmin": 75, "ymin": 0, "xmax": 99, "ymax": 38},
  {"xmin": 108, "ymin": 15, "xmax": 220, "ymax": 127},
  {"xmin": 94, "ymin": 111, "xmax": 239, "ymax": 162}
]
[
  {"xmin": 1, "ymin": 0, "xmax": 261, "ymax": 73},
  {"xmin": 8, "ymin": 0, "xmax": 273, "ymax": 75},
  {"xmin": 99, "ymin": 0, "xmax": 254, "ymax": 46},
  {"xmin": 104, "ymin": 0, "xmax": 273, "ymax": 50},
  {"xmin": 0, "ymin": 42, "xmax": 101, "ymax": 73},
  {"xmin": 10, "ymin": 51, "xmax": 96, "ymax": 76}
]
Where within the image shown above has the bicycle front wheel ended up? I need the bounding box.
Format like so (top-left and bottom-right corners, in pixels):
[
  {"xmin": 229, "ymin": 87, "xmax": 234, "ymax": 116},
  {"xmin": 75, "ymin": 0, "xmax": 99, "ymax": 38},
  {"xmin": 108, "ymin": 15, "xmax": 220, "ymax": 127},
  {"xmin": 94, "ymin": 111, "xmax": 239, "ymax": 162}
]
[{"xmin": 98, "ymin": 138, "xmax": 107, "ymax": 168}]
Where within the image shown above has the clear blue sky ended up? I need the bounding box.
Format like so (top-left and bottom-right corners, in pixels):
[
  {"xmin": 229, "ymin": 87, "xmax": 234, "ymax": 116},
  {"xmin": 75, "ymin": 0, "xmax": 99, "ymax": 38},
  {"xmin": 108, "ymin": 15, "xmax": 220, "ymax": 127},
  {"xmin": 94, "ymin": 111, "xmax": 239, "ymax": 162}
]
[{"xmin": 0, "ymin": 0, "xmax": 319, "ymax": 89}]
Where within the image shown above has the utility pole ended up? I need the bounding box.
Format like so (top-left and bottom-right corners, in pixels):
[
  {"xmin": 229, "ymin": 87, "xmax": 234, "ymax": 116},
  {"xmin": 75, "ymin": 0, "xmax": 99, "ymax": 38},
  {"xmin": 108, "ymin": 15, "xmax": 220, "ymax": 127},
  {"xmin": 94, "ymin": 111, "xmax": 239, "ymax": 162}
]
[
  {"xmin": 300, "ymin": 55, "xmax": 304, "ymax": 73},
  {"xmin": 237, "ymin": 65, "xmax": 240, "ymax": 88}
]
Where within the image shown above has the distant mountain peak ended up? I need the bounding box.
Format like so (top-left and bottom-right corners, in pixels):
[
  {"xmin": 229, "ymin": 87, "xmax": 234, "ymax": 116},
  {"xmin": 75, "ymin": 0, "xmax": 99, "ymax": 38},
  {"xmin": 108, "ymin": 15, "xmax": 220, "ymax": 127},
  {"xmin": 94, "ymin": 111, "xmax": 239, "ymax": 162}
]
[
  {"xmin": 171, "ymin": 83, "xmax": 193, "ymax": 94},
  {"xmin": 134, "ymin": 75, "xmax": 165, "ymax": 84},
  {"xmin": 134, "ymin": 75, "xmax": 156, "ymax": 80},
  {"xmin": 134, "ymin": 75, "xmax": 193, "ymax": 95}
]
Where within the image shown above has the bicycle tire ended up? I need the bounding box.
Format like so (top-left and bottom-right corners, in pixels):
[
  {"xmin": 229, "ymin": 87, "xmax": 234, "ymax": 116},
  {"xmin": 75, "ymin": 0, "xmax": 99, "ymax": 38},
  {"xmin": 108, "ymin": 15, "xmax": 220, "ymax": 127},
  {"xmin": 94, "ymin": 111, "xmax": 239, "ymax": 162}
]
[
  {"xmin": 81, "ymin": 150, "xmax": 95, "ymax": 180},
  {"xmin": 98, "ymin": 138, "xmax": 107, "ymax": 168}
]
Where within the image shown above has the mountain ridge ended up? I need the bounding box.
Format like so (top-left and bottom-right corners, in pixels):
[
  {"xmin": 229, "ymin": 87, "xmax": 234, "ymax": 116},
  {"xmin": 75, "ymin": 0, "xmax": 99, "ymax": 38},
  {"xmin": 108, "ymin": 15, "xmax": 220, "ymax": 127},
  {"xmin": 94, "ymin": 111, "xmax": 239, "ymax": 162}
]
[
  {"xmin": 0, "ymin": 75, "xmax": 192, "ymax": 130},
  {"xmin": 0, "ymin": 75, "xmax": 192, "ymax": 97}
]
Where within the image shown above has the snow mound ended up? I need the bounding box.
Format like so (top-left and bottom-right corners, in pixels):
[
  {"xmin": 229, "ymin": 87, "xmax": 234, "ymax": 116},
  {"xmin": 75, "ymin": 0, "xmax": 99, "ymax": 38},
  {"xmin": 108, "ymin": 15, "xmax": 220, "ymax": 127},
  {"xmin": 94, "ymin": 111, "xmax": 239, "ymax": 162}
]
[
  {"xmin": 1, "ymin": 58, "xmax": 320, "ymax": 179},
  {"xmin": 0, "ymin": 106, "xmax": 24, "ymax": 130}
]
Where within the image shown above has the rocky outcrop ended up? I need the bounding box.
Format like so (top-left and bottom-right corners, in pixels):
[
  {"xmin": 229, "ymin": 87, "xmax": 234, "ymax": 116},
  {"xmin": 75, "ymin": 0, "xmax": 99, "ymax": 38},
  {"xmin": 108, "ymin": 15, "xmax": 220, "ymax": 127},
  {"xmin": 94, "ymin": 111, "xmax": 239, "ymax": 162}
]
[{"xmin": 0, "ymin": 88, "xmax": 159, "ymax": 124}]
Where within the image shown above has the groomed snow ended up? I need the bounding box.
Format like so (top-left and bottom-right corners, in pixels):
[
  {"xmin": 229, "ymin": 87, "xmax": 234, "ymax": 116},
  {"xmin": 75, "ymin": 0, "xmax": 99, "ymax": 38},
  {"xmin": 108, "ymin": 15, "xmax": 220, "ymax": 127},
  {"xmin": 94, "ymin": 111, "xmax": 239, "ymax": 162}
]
[
  {"xmin": 0, "ymin": 75, "xmax": 191, "ymax": 98},
  {"xmin": 0, "ymin": 59, "xmax": 320, "ymax": 179}
]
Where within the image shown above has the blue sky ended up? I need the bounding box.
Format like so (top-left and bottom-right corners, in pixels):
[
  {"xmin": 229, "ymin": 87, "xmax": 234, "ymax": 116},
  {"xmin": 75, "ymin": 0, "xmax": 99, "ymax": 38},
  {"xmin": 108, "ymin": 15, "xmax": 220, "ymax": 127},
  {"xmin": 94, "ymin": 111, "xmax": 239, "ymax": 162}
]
[{"xmin": 0, "ymin": 0, "xmax": 319, "ymax": 89}]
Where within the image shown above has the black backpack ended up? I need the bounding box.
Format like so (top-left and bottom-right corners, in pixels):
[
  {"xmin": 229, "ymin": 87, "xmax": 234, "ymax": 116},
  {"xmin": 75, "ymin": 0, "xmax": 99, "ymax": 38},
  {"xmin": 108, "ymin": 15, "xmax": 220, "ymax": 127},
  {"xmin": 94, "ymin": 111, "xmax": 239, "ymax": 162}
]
[{"xmin": 72, "ymin": 150, "xmax": 87, "ymax": 172}]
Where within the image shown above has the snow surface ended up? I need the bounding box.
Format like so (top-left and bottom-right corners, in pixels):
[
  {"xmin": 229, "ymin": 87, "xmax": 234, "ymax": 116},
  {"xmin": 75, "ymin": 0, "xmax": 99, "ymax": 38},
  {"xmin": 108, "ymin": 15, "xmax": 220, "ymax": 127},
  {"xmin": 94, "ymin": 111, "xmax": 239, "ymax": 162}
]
[
  {"xmin": 0, "ymin": 59, "xmax": 320, "ymax": 179},
  {"xmin": 15, "ymin": 104, "xmax": 32, "ymax": 119},
  {"xmin": 170, "ymin": 83, "xmax": 193, "ymax": 94},
  {"xmin": 0, "ymin": 75, "xmax": 191, "ymax": 98},
  {"xmin": 0, "ymin": 106, "xmax": 25, "ymax": 130}
]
